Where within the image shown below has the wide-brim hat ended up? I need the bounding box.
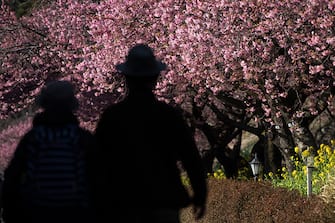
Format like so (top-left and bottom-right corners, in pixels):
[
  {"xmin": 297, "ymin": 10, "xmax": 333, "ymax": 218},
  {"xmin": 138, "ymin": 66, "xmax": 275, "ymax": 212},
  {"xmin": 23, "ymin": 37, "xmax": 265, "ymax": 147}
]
[
  {"xmin": 36, "ymin": 80, "xmax": 79, "ymax": 111},
  {"xmin": 116, "ymin": 44, "xmax": 166, "ymax": 77}
]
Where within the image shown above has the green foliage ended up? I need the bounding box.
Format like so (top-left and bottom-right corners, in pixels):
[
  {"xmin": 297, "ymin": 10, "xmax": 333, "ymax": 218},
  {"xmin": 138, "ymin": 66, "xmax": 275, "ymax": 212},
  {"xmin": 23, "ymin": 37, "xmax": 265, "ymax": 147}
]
[
  {"xmin": 267, "ymin": 140, "xmax": 335, "ymax": 196},
  {"xmin": 206, "ymin": 165, "xmax": 251, "ymax": 181}
]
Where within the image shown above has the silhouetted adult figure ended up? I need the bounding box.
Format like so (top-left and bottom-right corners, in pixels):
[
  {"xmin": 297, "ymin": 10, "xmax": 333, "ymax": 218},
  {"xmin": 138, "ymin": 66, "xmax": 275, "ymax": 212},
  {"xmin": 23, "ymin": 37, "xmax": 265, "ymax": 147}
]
[
  {"xmin": 2, "ymin": 81, "xmax": 95, "ymax": 223},
  {"xmin": 94, "ymin": 44, "xmax": 207, "ymax": 223}
]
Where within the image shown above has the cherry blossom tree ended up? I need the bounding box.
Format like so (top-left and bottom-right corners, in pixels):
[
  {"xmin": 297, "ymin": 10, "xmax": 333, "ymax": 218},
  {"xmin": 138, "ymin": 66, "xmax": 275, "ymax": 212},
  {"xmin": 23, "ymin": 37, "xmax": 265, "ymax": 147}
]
[{"xmin": 1, "ymin": 0, "xmax": 334, "ymax": 173}]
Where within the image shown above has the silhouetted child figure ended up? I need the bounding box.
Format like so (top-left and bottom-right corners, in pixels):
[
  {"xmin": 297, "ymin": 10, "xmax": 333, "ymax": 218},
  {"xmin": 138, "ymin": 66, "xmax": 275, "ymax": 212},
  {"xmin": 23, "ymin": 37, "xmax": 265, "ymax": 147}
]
[
  {"xmin": 2, "ymin": 81, "xmax": 95, "ymax": 223},
  {"xmin": 94, "ymin": 44, "xmax": 207, "ymax": 223}
]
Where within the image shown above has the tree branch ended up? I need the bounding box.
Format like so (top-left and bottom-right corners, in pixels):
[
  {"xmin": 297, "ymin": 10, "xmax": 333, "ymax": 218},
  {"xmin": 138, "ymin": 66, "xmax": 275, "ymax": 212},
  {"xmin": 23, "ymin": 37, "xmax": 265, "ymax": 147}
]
[{"xmin": 0, "ymin": 44, "xmax": 39, "ymax": 53}]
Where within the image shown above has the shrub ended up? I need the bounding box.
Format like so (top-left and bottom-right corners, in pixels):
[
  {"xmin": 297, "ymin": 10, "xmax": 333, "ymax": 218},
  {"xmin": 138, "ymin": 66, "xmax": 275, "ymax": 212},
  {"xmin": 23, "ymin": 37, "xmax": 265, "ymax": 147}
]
[{"xmin": 180, "ymin": 179, "xmax": 334, "ymax": 223}]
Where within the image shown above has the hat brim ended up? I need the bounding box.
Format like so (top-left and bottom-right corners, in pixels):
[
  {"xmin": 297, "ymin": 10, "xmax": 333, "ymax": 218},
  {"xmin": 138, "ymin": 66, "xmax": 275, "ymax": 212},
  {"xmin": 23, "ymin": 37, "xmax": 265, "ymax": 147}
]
[{"xmin": 116, "ymin": 61, "xmax": 167, "ymax": 77}]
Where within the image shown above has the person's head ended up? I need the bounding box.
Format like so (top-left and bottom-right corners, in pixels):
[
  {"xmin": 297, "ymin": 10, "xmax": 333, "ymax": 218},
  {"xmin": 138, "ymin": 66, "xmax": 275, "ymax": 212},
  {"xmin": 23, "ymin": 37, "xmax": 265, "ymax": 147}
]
[
  {"xmin": 116, "ymin": 44, "xmax": 166, "ymax": 91},
  {"xmin": 36, "ymin": 80, "xmax": 78, "ymax": 112}
]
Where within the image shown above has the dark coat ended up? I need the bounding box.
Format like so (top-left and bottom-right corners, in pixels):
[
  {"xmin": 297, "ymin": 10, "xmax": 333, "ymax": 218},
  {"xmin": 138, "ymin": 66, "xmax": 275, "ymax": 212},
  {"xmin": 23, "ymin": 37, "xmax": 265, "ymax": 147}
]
[
  {"xmin": 2, "ymin": 111, "xmax": 95, "ymax": 223},
  {"xmin": 94, "ymin": 92, "xmax": 207, "ymax": 212}
]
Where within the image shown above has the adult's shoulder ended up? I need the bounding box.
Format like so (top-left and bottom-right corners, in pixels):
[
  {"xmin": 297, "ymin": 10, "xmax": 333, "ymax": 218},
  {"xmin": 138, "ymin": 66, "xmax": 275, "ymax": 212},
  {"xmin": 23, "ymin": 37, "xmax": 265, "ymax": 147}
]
[
  {"xmin": 78, "ymin": 127, "xmax": 94, "ymax": 137},
  {"xmin": 159, "ymin": 99, "xmax": 183, "ymax": 110},
  {"xmin": 95, "ymin": 102, "xmax": 127, "ymax": 131},
  {"xmin": 76, "ymin": 127, "xmax": 96, "ymax": 153},
  {"xmin": 156, "ymin": 100, "xmax": 185, "ymax": 119},
  {"xmin": 101, "ymin": 100, "xmax": 127, "ymax": 116},
  {"xmin": 18, "ymin": 127, "xmax": 39, "ymax": 144}
]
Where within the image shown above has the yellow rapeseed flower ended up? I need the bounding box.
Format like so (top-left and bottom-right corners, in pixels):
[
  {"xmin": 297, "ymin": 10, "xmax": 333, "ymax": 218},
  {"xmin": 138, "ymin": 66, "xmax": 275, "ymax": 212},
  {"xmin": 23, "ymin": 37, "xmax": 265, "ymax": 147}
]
[
  {"xmin": 281, "ymin": 173, "xmax": 287, "ymax": 179},
  {"xmin": 294, "ymin": 146, "xmax": 300, "ymax": 154},
  {"xmin": 318, "ymin": 145, "xmax": 325, "ymax": 154},
  {"xmin": 319, "ymin": 172, "xmax": 325, "ymax": 179},
  {"xmin": 319, "ymin": 156, "xmax": 325, "ymax": 163},
  {"xmin": 301, "ymin": 149, "xmax": 310, "ymax": 158},
  {"xmin": 331, "ymin": 139, "xmax": 335, "ymax": 146},
  {"xmin": 292, "ymin": 170, "xmax": 297, "ymax": 178},
  {"xmin": 327, "ymin": 162, "xmax": 334, "ymax": 168},
  {"xmin": 325, "ymin": 145, "xmax": 332, "ymax": 155}
]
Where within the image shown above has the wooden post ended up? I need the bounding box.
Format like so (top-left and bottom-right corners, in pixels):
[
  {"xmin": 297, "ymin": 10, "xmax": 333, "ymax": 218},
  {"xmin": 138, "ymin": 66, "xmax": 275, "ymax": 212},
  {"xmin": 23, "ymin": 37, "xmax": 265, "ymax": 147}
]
[
  {"xmin": 306, "ymin": 156, "xmax": 314, "ymax": 197},
  {"xmin": 307, "ymin": 166, "xmax": 312, "ymax": 196}
]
